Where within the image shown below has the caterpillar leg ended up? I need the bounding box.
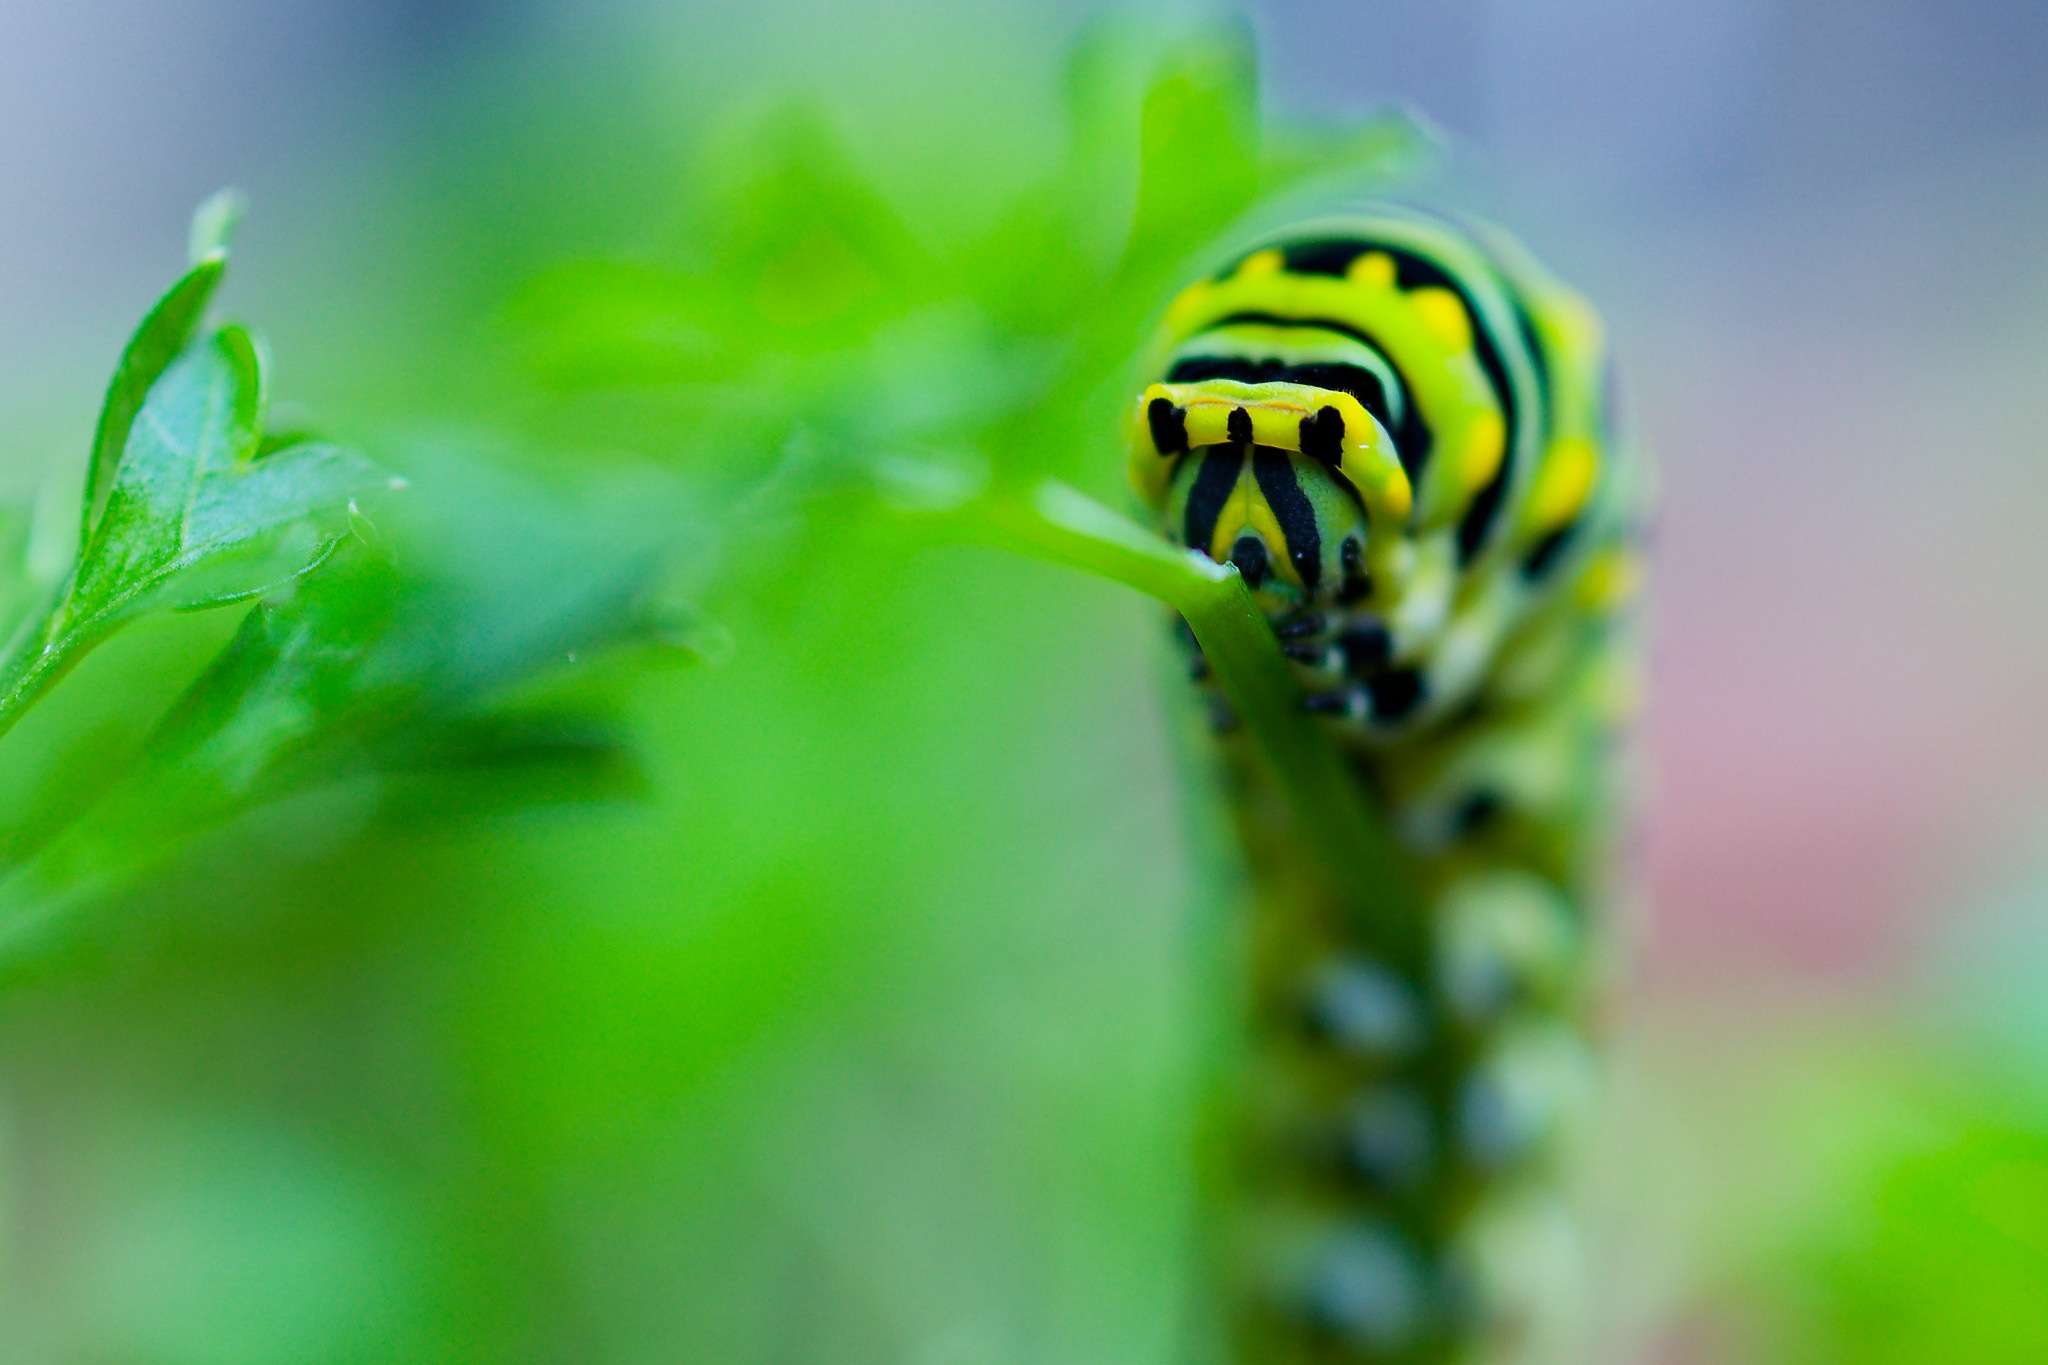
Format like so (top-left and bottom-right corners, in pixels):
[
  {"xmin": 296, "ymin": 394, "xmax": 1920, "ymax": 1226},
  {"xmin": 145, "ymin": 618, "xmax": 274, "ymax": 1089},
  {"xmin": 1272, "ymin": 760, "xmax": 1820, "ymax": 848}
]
[{"xmin": 1232, "ymin": 861, "xmax": 1595, "ymax": 1363}]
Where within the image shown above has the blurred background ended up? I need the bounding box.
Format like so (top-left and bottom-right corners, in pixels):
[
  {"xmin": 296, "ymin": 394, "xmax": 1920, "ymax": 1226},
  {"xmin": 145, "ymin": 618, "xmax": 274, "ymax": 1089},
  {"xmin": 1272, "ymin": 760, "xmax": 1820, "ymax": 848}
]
[{"xmin": 3, "ymin": 1, "xmax": 2047, "ymax": 1360}]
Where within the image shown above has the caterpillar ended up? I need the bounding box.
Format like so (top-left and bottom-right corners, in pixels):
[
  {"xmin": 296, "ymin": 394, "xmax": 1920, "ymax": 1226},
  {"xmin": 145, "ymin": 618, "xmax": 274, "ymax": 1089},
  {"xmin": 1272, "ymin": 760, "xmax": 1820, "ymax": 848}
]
[{"xmin": 1127, "ymin": 204, "xmax": 1642, "ymax": 1362}]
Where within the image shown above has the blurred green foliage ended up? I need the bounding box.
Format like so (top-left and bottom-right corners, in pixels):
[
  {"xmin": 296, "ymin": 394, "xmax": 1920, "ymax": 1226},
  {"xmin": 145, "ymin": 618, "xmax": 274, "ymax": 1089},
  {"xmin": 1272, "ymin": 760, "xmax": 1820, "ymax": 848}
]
[
  {"xmin": 1796, "ymin": 1118, "xmax": 2048, "ymax": 1361},
  {"xmin": 0, "ymin": 16, "xmax": 1425, "ymax": 1364},
  {"xmin": 1658, "ymin": 1031, "xmax": 2048, "ymax": 1365}
]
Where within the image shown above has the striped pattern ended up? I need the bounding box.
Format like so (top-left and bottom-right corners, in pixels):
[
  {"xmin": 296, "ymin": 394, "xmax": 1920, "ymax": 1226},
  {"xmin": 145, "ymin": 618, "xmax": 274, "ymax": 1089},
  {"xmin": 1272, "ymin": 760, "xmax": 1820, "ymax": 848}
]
[{"xmin": 1126, "ymin": 204, "xmax": 1643, "ymax": 1363}]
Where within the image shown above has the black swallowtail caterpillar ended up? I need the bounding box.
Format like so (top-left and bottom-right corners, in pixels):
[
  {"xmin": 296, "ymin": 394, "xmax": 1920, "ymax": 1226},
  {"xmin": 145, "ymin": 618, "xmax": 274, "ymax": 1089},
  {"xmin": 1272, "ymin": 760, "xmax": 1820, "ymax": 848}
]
[{"xmin": 1126, "ymin": 204, "xmax": 1642, "ymax": 1362}]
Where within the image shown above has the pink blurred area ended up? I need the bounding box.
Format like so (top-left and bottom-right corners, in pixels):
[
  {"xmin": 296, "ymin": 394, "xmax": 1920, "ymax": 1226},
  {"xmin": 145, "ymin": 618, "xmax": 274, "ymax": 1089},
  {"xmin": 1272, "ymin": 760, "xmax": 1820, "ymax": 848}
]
[{"xmin": 1646, "ymin": 234, "xmax": 2048, "ymax": 987}]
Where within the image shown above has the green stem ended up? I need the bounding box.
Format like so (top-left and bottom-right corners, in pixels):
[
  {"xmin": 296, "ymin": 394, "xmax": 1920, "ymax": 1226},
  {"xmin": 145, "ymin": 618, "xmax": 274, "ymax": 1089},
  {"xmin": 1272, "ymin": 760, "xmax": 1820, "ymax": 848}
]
[
  {"xmin": 960, "ymin": 478, "xmax": 1422, "ymax": 963},
  {"xmin": 0, "ymin": 586, "xmax": 86, "ymax": 747}
]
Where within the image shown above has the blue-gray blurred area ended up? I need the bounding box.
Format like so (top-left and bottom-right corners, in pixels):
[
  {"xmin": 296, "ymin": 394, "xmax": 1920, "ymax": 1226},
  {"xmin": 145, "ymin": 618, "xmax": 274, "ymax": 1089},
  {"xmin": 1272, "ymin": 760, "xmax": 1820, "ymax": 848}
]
[
  {"xmin": 5, "ymin": 2, "xmax": 2048, "ymax": 1362},
  {"xmin": 1265, "ymin": 0, "xmax": 2048, "ymax": 203}
]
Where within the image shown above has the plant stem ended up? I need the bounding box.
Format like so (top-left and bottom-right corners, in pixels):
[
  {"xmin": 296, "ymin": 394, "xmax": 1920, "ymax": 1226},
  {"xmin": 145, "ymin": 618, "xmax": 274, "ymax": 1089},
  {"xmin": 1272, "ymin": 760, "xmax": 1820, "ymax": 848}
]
[
  {"xmin": 0, "ymin": 584, "xmax": 84, "ymax": 748},
  {"xmin": 964, "ymin": 478, "xmax": 1422, "ymax": 963}
]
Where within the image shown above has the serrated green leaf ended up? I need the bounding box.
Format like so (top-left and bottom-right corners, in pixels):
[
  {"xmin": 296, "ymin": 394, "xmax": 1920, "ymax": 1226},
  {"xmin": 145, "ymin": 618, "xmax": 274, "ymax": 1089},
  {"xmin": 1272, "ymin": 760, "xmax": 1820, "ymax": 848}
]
[
  {"xmin": 0, "ymin": 318, "xmax": 391, "ymax": 744},
  {"xmin": 0, "ymin": 450, "xmax": 703, "ymax": 944},
  {"xmin": 66, "ymin": 329, "xmax": 382, "ymax": 630},
  {"xmin": 79, "ymin": 257, "xmax": 226, "ymax": 555}
]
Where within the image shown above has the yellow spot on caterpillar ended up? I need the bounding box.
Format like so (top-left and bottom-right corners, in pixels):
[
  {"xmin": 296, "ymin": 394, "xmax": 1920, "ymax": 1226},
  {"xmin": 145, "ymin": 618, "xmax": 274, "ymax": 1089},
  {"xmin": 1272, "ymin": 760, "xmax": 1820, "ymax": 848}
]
[
  {"xmin": 1574, "ymin": 547, "xmax": 1641, "ymax": 611},
  {"xmin": 1347, "ymin": 251, "xmax": 1396, "ymax": 288},
  {"xmin": 1527, "ymin": 438, "xmax": 1597, "ymax": 532},
  {"xmin": 1411, "ymin": 287, "xmax": 1472, "ymax": 350},
  {"xmin": 1381, "ymin": 469, "xmax": 1413, "ymax": 521},
  {"xmin": 1179, "ymin": 404, "xmax": 1236, "ymax": 449},
  {"xmin": 1237, "ymin": 249, "xmax": 1284, "ymax": 279},
  {"xmin": 1460, "ymin": 411, "xmax": 1506, "ymax": 492},
  {"xmin": 1162, "ymin": 278, "xmax": 1213, "ymax": 330},
  {"xmin": 1543, "ymin": 294, "xmax": 1606, "ymax": 358}
]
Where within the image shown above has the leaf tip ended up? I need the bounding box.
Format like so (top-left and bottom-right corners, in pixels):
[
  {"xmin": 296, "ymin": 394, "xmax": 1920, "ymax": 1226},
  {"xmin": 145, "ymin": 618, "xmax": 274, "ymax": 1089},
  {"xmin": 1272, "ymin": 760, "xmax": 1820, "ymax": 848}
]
[{"xmin": 189, "ymin": 188, "xmax": 249, "ymax": 267}]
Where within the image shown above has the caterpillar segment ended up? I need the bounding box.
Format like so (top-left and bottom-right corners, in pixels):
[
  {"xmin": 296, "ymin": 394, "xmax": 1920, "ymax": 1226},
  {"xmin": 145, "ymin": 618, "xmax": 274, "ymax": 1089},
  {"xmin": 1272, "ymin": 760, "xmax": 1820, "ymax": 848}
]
[{"xmin": 1126, "ymin": 205, "xmax": 1642, "ymax": 1362}]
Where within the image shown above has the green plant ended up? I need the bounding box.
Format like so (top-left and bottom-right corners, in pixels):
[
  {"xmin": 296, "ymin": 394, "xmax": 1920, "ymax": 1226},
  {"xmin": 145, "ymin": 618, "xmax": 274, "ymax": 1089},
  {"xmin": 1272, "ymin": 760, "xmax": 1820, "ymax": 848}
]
[
  {"xmin": 0, "ymin": 19, "xmax": 1441, "ymax": 1364},
  {"xmin": 0, "ymin": 197, "xmax": 717, "ymax": 957}
]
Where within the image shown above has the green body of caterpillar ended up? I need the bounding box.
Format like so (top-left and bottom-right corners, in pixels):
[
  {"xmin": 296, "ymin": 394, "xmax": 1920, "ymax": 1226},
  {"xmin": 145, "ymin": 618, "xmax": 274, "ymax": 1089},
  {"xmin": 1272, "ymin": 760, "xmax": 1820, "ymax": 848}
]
[{"xmin": 1127, "ymin": 205, "xmax": 1643, "ymax": 1362}]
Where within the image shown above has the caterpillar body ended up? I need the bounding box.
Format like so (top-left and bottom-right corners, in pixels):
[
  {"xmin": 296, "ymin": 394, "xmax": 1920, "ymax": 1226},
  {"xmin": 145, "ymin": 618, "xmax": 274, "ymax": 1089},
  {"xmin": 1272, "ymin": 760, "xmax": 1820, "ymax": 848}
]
[{"xmin": 1127, "ymin": 204, "xmax": 1643, "ymax": 1363}]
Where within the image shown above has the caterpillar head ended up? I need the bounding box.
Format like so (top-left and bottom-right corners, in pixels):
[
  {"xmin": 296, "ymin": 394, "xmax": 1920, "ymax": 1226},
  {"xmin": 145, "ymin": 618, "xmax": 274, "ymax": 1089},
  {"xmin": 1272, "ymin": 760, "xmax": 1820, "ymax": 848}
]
[
  {"xmin": 1129, "ymin": 380, "xmax": 1408, "ymax": 610},
  {"xmin": 1164, "ymin": 441, "xmax": 1370, "ymax": 611}
]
